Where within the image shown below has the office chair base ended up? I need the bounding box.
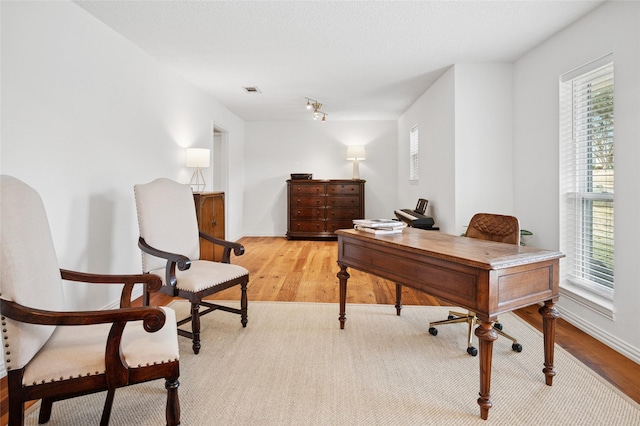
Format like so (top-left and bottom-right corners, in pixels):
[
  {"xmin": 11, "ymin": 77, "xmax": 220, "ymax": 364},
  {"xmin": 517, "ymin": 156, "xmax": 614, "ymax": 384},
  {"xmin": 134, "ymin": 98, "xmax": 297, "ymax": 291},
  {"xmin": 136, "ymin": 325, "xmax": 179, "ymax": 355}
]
[{"xmin": 429, "ymin": 312, "xmax": 522, "ymax": 355}]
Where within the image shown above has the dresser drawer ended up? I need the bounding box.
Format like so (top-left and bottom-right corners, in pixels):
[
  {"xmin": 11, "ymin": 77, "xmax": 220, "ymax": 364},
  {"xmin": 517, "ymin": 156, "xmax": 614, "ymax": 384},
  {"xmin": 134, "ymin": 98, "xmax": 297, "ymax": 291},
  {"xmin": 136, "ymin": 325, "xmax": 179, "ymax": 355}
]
[
  {"xmin": 290, "ymin": 184, "xmax": 325, "ymax": 195},
  {"xmin": 327, "ymin": 196, "xmax": 361, "ymax": 208},
  {"xmin": 327, "ymin": 183, "xmax": 361, "ymax": 195},
  {"xmin": 290, "ymin": 220, "xmax": 325, "ymax": 232},
  {"xmin": 291, "ymin": 208, "xmax": 324, "ymax": 219},
  {"xmin": 291, "ymin": 196, "xmax": 324, "ymax": 207},
  {"xmin": 327, "ymin": 207, "xmax": 361, "ymax": 219},
  {"xmin": 326, "ymin": 220, "xmax": 354, "ymax": 233}
]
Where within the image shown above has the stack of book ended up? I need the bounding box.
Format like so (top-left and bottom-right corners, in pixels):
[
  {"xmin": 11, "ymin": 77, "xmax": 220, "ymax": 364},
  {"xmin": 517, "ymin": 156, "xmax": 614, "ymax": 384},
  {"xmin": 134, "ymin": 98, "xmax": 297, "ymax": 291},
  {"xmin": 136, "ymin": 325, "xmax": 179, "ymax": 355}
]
[{"xmin": 352, "ymin": 219, "xmax": 407, "ymax": 234}]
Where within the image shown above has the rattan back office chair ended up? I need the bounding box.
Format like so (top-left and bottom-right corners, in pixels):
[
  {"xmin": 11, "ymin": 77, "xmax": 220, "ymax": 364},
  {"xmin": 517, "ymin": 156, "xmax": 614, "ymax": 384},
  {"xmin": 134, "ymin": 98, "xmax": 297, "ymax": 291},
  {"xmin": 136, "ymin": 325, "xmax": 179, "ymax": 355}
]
[{"xmin": 427, "ymin": 213, "xmax": 523, "ymax": 356}]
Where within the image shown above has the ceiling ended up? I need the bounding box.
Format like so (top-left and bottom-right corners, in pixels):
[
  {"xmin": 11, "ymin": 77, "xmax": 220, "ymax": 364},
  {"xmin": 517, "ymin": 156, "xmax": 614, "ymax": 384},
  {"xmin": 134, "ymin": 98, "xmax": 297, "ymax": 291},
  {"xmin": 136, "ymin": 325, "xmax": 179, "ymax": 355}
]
[{"xmin": 74, "ymin": 1, "xmax": 605, "ymax": 121}]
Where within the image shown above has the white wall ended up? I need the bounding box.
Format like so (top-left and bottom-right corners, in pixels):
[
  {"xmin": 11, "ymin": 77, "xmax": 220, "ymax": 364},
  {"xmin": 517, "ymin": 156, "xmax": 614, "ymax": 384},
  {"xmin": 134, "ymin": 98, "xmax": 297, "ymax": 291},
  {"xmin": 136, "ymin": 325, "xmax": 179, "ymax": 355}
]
[
  {"xmin": 513, "ymin": 1, "xmax": 640, "ymax": 361},
  {"xmin": 243, "ymin": 121, "xmax": 398, "ymax": 236},
  {"xmin": 397, "ymin": 67, "xmax": 456, "ymax": 233},
  {"xmin": 1, "ymin": 0, "xmax": 246, "ymax": 314},
  {"xmin": 397, "ymin": 64, "xmax": 514, "ymax": 235},
  {"xmin": 454, "ymin": 63, "xmax": 514, "ymax": 233}
]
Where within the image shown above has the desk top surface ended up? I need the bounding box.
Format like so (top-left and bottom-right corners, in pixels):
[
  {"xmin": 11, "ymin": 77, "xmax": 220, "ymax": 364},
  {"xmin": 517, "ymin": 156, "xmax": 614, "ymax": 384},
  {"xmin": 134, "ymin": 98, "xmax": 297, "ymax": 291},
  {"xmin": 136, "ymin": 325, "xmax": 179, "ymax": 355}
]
[{"xmin": 336, "ymin": 227, "xmax": 564, "ymax": 270}]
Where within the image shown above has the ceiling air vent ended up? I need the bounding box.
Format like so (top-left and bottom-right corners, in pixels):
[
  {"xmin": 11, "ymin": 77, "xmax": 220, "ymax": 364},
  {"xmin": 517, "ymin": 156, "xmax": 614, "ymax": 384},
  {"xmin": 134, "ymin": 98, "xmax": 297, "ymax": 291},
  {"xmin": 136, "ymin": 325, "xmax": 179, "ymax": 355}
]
[{"xmin": 243, "ymin": 86, "xmax": 261, "ymax": 94}]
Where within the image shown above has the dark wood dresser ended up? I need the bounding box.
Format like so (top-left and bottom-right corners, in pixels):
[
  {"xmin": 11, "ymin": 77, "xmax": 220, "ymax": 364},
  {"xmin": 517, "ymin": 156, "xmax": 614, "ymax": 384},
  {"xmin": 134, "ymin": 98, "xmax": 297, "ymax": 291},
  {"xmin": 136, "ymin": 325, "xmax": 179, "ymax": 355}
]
[
  {"xmin": 193, "ymin": 192, "xmax": 225, "ymax": 261},
  {"xmin": 286, "ymin": 179, "xmax": 365, "ymax": 239}
]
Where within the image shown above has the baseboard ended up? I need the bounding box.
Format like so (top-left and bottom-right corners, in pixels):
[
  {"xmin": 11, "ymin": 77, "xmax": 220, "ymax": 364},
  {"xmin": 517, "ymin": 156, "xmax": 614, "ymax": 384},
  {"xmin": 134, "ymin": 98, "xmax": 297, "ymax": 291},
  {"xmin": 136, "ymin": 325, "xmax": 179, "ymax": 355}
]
[{"xmin": 557, "ymin": 305, "xmax": 640, "ymax": 364}]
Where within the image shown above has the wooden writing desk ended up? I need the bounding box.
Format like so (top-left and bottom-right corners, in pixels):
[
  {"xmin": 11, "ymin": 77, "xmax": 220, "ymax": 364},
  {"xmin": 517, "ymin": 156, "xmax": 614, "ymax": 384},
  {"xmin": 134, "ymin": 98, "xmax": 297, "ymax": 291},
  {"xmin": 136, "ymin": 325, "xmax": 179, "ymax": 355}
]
[{"xmin": 336, "ymin": 228, "xmax": 564, "ymax": 420}]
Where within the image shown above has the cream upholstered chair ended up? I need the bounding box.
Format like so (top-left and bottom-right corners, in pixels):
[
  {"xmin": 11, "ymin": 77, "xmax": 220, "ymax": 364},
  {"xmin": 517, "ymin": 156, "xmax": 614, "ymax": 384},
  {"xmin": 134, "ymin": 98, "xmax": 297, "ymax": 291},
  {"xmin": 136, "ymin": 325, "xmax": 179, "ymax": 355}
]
[
  {"xmin": 134, "ymin": 178, "xmax": 249, "ymax": 354},
  {"xmin": 428, "ymin": 213, "xmax": 523, "ymax": 356},
  {"xmin": 0, "ymin": 175, "xmax": 180, "ymax": 426}
]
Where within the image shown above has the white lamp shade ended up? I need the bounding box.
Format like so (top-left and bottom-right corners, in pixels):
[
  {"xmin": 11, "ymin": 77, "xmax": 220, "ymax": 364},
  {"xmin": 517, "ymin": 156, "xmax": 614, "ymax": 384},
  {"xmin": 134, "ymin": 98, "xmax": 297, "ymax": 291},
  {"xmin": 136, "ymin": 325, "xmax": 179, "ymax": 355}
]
[
  {"xmin": 185, "ymin": 148, "xmax": 210, "ymax": 168},
  {"xmin": 346, "ymin": 145, "xmax": 366, "ymax": 161}
]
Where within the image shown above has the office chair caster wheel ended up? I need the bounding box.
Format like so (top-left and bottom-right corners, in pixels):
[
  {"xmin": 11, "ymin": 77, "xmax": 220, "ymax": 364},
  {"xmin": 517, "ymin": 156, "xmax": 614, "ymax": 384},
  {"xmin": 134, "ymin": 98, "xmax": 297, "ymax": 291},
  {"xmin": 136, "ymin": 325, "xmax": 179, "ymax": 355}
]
[
  {"xmin": 467, "ymin": 346, "xmax": 478, "ymax": 356},
  {"xmin": 428, "ymin": 327, "xmax": 438, "ymax": 336},
  {"xmin": 512, "ymin": 343, "xmax": 523, "ymax": 352},
  {"xmin": 494, "ymin": 322, "xmax": 503, "ymax": 331}
]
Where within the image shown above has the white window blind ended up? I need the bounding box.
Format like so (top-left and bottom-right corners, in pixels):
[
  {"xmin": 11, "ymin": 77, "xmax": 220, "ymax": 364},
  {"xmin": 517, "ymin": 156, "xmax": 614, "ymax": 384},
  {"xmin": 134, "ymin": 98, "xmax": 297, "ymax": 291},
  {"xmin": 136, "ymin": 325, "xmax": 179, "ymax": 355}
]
[
  {"xmin": 560, "ymin": 57, "xmax": 614, "ymax": 295},
  {"xmin": 409, "ymin": 125, "xmax": 419, "ymax": 181}
]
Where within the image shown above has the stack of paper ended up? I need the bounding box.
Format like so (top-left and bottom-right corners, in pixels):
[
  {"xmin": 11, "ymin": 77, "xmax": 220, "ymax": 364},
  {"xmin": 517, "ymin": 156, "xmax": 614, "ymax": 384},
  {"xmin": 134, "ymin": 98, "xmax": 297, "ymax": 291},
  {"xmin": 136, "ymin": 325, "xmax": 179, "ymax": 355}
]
[{"xmin": 352, "ymin": 219, "xmax": 407, "ymax": 234}]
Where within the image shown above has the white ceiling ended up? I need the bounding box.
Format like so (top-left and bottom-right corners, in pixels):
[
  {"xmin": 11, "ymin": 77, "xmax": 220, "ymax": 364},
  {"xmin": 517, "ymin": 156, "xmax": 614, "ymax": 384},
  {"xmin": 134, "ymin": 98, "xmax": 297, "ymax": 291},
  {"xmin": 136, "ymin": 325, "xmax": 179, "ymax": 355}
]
[{"xmin": 74, "ymin": 0, "xmax": 605, "ymax": 121}]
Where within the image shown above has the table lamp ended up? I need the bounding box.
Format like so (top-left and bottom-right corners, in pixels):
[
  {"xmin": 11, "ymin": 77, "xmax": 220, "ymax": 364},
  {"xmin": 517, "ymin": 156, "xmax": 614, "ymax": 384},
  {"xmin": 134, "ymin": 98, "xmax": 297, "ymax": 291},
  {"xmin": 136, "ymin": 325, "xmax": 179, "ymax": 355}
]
[
  {"xmin": 346, "ymin": 145, "xmax": 366, "ymax": 180},
  {"xmin": 186, "ymin": 148, "xmax": 210, "ymax": 193}
]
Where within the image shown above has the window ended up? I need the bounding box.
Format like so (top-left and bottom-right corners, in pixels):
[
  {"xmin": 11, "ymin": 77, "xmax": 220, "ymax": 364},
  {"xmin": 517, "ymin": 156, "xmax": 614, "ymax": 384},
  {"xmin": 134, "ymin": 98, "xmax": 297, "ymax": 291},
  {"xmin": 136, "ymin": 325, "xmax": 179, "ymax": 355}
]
[
  {"xmin": 560, "ymin": 56, "xmax": 614, "ymax": 298},
  {"xmin": 409, "ymin": 125, "xmax": 419, "ymax": 181}
]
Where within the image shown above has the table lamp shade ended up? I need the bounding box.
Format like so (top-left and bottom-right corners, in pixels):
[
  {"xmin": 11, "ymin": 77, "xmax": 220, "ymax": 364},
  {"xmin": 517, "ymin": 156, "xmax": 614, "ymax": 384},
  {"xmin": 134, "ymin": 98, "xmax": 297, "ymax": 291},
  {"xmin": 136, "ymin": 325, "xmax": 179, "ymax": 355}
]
[
  {"xmin": 346, "ymin": 145, "xmax": 366, "ymax": 161},
  {"xmin": 186, "ymin": 148, "xmax": 210, "ymax": 193},
  {"xmin": 185, "ymin": 148, "xmax": 210, "ymax": 168}
]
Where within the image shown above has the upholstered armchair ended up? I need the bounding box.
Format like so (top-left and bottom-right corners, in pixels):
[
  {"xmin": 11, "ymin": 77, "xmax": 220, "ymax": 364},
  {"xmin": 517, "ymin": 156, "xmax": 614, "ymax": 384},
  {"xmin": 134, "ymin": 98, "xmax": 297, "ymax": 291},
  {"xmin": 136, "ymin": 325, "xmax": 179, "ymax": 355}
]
[
  {"xmin": 134, "ymin": 178, "xmax": 249, "ymax": 354},
  {"xmin": 0, "ymin": 176, "xmax": 180, "ymax": 426}
]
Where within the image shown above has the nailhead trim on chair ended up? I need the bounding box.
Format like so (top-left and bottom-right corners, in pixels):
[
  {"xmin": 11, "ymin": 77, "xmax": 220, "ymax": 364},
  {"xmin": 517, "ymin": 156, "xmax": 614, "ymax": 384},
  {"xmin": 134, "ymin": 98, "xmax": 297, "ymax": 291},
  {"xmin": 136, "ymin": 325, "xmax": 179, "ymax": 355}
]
[
  {"xmin": 1, "ymin": 315, "xmax": 12, "ymax": 371},
  {"xmin": 25, "ymin": 357, "xmax": 180, "ymax": 385},
  {"xmin": 27, "ymin": 358, "xmax": 176, "ymax": 384}
]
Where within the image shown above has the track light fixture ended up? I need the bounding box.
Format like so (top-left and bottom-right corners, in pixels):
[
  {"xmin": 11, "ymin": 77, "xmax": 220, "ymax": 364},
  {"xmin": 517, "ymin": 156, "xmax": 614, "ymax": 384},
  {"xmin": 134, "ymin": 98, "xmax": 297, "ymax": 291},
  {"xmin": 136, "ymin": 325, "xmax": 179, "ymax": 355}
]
[{"xmin": 305, "ymin": 97, "xmax": 327, "ymax": 122}]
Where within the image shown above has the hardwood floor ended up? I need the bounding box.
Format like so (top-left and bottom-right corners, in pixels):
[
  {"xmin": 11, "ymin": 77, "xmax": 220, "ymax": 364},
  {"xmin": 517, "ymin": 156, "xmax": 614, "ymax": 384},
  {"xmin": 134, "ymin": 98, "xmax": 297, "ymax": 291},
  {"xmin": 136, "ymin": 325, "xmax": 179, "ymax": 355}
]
[{"xmin": 2, "ymin": 236, "xmax": 639, "ymax": 424}]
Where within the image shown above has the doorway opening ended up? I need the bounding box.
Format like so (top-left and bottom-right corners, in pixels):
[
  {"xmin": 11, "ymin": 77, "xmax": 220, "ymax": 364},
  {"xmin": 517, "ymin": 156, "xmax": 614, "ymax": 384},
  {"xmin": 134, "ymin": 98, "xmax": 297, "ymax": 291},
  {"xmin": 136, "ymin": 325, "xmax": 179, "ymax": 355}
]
[{"xmin": 212, "ymin": 126, "xmax": 229, "ymax": 235}]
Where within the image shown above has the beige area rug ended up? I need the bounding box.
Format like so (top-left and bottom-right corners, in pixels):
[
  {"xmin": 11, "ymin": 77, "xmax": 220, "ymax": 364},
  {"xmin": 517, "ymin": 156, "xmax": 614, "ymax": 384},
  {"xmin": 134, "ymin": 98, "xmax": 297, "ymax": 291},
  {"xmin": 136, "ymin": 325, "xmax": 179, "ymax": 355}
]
[{"xmin": 25, "ymin": 302, "xmax": 640, "ymax": 425}]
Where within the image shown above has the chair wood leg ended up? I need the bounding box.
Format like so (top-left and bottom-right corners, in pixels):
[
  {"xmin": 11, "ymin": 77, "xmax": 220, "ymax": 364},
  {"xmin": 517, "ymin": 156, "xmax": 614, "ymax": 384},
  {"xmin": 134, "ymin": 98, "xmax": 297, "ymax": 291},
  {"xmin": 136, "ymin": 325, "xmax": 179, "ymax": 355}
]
[
  {"xmin": 8, "ymin": 402, "xmax": 23, "ymax": 426},
  {"xmin": 165, "ymin": 377, "xmax": 181, "ymax": 426},
  {"xmin": 8, "ymin": 401, "xmax": 24, "ymax": 426},
  {"xmin": 395, "ymin": 283, "xmax": 402, "ymax": 316},
  {"xmin": 100, "ymin": 389, "xmax": 116, "ymax": 426},
  {"xmin": 191, "ymin": 302, "xmax": 201, "ymax": 354},
  {"xmin": 7, "ymin": 370, "xmax": 25, "ymax": 426},
  {"xmin": 240, "ymin": 281, "xmax": 248, "ymax": 328},
  {"xmin": 38, "ymin": 398, "xmax": 54, "ymax": 424}
]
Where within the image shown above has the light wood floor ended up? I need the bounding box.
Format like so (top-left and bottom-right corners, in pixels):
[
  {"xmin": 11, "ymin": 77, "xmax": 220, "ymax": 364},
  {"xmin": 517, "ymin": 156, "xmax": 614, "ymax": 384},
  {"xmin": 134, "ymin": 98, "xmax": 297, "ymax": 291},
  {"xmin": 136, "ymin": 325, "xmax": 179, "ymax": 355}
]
[{"xmin": 2, "ymin": 237, "xmax": 639, "ymax": 424}]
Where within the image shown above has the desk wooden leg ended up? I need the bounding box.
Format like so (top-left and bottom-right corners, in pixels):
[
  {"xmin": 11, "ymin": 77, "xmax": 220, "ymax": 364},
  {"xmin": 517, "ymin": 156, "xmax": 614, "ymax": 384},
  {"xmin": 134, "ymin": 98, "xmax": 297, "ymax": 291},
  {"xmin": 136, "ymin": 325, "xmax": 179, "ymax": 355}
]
[
  {"xmin": 539, "ymin": 300, "xmax": 559, "ymax": 386},
  {"xmin": 337, "ymin": 264, "xmax": 350, "ymax": 329},
  {"xmin": 475, "ymin": 321, "xmax": 498, "ymax": 420},
  {"xmin": 395, "ymin": 283, "xmax": 403, "ymax": 315}
]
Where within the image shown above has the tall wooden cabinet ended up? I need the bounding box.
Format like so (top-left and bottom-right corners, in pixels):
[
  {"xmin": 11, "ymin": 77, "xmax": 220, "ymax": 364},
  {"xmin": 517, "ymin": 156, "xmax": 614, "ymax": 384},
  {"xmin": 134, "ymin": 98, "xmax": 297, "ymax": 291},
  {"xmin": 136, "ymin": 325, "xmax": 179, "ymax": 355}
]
[
  {"xmin": 193, "ymin": 192, "xmax": 225, "ymax": 261},
  {"xmin": 286, "ymin": 179, "xmax": 365, "ymax": 240}
]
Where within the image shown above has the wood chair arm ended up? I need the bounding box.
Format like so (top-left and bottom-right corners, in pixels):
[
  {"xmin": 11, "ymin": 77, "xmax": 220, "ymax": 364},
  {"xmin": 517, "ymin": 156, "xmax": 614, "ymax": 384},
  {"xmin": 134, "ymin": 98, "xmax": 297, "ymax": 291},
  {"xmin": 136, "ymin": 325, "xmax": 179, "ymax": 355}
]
[
  {"xmin": 60, "ymin": 269, "xmax": 163, "ymax": 308},
  {"xmin": 138, "ymin": 237, "xmax": 191, "ymax": 289},
  {"xmin": 0, "ymin": 299, "xmax": 167, "ymax": 332},
  {"xmin": 0, "ymin": 299, "xmax": 168, "ymax": 389},
  {"xmin": 199, "ymin": 231, "xmax": 245, "ymax": 263}
]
